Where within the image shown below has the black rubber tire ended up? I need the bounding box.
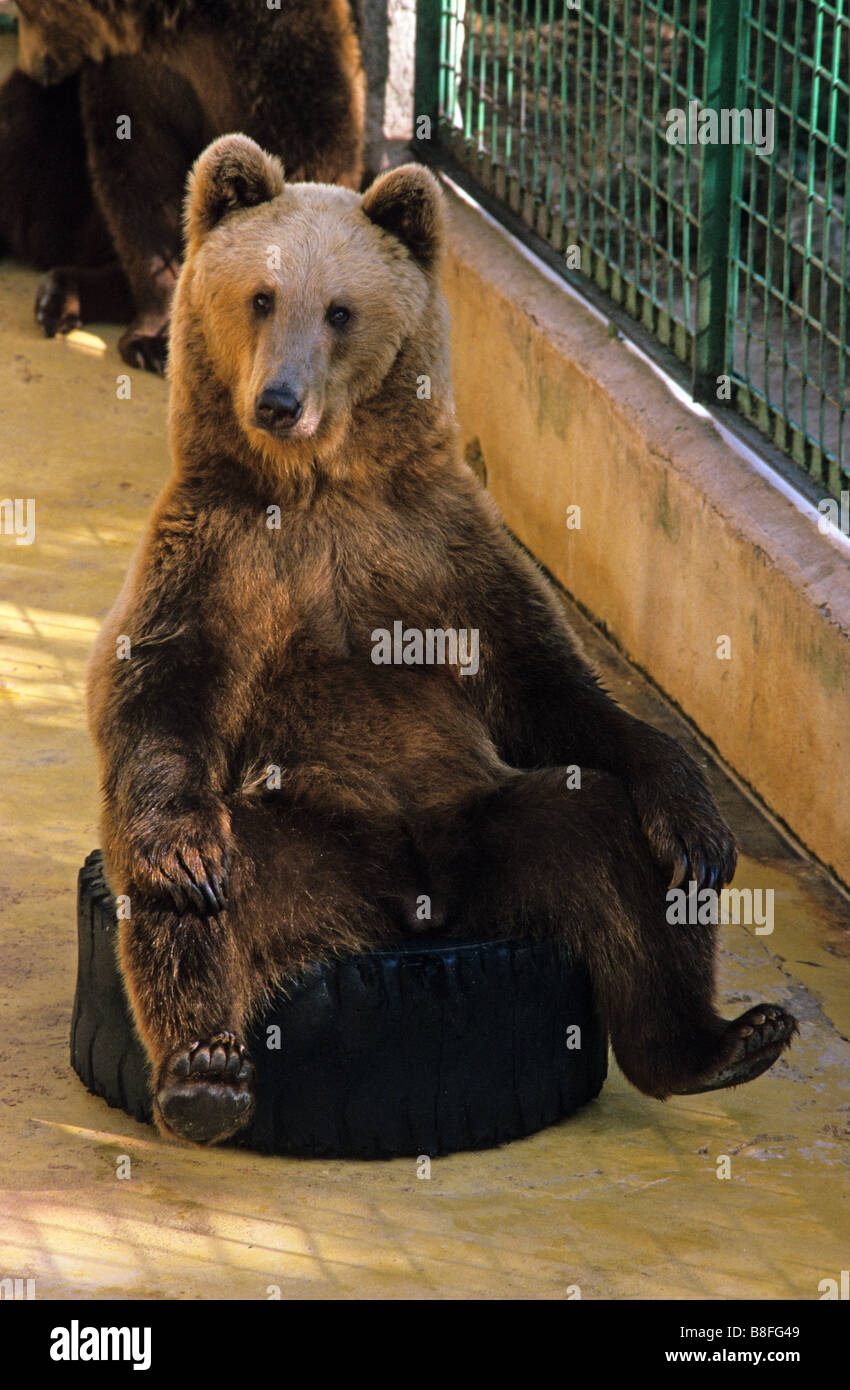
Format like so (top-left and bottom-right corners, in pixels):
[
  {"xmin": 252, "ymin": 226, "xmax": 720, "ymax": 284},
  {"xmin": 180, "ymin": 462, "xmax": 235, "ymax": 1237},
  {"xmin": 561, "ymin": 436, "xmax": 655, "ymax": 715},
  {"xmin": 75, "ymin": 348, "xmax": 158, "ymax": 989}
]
[{"xmin": 71, "ymin": 850, "xmax": 608, "ymax": 1158}]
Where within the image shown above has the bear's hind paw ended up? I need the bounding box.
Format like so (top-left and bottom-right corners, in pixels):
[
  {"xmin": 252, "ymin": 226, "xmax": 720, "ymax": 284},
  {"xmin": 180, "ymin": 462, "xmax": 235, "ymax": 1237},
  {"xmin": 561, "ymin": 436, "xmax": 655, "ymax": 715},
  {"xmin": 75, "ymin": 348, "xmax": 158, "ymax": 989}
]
[
  {"xmin": 674, "ymin": 1004, "xmax": 798, "ymax": 1095},
  {"xmin": 155, "ymin": 1033, "xmax": 255, "ymax": 1144}
]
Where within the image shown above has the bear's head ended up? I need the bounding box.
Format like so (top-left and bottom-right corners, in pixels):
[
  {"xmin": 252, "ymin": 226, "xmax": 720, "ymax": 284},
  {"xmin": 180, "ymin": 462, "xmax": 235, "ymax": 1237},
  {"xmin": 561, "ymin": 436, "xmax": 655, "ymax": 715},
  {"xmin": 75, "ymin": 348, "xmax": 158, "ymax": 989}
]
[
  {"xmin": 10, "ymin": 1, "xmax": 139, "ymax": 84},
  {"xmin": 171, "ymin": 134, "xmax": 450, "ymax": 475}
]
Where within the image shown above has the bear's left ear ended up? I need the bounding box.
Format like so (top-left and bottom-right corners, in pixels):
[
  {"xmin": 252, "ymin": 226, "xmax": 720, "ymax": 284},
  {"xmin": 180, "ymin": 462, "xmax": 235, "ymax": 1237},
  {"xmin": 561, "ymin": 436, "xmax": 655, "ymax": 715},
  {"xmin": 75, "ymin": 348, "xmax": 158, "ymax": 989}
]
[
  {"xmin": 361, "ymin": 164, "xmax": 445, "ymax": 272},
  {"xmin": 185, "ymin": 134, "xmax": 285, "ymax": 246}
]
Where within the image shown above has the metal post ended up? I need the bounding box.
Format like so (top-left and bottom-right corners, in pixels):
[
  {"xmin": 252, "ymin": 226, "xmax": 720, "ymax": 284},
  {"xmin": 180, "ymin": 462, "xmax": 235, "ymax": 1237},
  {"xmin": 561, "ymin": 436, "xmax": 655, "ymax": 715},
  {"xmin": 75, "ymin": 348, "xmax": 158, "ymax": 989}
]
[
  {"xmin": 693, "ymin": 0, "xmax": 743, "ymax": 402},
  {"xmin": 414, "ymin": 0, "xmax": 444, "ymax": 138}
]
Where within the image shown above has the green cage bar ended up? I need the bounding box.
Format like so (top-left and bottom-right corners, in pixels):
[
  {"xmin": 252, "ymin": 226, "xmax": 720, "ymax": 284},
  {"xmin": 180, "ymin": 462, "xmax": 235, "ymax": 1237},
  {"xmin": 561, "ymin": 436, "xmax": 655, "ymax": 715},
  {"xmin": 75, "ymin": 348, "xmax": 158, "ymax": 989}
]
[
  {"xmin": 414, "ymin": 0, "xmax": 444, "ymax": 133},
  {"xmin": 694, "ymin": 0, "xmax": 743, "ymax": 400}
]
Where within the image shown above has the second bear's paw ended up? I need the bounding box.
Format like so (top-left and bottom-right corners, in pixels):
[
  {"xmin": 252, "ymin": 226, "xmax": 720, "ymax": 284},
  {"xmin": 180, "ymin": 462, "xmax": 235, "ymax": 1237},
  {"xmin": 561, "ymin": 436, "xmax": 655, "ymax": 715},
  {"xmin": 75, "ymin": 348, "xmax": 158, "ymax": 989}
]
[
  {"xmin": 155, "ymin": 1034, "xmax": 255, "ymax": 1144},
  {"xmin": 35, "ymin": 268, "xmax": 83, "ymax": 337},
  {"xmin": 119, "ymin": 319, "xmax": 170, "ymax": 375}
]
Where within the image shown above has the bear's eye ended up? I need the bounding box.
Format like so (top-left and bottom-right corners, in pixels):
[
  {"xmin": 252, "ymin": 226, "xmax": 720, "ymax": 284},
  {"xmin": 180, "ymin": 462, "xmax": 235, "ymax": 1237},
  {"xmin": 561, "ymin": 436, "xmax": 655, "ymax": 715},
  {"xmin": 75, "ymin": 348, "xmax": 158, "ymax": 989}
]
[
  {"xmin": 326, "ymin": 304, "xmax": 351, "ymax": 327},
  {"xmin": 253, "ymin": 292, "xmax": 273, "ymax": 316}
]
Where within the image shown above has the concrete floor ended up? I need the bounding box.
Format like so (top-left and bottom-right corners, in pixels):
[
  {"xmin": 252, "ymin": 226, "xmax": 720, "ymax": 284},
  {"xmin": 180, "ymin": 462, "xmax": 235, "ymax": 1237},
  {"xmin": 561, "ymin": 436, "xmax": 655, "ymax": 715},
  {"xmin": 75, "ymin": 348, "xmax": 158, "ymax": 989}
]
[{"xmin": 1, "ymin": 95, "xmax": 849, "ymax": 1304}]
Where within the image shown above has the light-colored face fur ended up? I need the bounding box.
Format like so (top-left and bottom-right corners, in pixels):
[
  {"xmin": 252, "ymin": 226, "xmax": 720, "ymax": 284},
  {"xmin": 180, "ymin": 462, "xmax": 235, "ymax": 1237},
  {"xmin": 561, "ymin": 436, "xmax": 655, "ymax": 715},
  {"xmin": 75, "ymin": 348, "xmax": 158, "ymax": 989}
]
[
  {"xmin": 173, "ymin": 136, "xmax": 445, "ymax": 475},
  {"xmin": 189, "ymin": 189, "xmax": 429, "ymax": 460}
]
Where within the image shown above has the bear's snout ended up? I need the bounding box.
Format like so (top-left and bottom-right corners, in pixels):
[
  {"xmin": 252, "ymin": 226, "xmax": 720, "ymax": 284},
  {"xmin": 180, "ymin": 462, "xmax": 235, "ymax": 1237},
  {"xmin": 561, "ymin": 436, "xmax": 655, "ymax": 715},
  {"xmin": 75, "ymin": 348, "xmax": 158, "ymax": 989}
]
[{"xmin": 254, "ymin": 383, "xmax": 303, "ymax": 434}]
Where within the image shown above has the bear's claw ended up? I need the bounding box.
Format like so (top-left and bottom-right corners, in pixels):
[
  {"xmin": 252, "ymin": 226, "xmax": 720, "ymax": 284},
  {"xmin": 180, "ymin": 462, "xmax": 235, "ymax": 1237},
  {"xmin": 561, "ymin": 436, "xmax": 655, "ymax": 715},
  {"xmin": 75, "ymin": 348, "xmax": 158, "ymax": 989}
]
[
  {"xmin": 35, "ymin": 268, "xmax": 82, "ymax": 337},
  {"xmin": 119, "ymin": 322, "xmax": 169, "ymax": 375},
  {"xmin": 128, "ymin": 804, "xmax": 232, "ymax": 918},
  {"xmin": 665, "ymin": 833, "xmax": 737, "ymax": 893},
  {"xmin": 675, "ymin": 1004, "xmax": 798, "ymax": 1094},
  {"xmin": 163, "ymin": 850, "xmax": 228, "ymax": 916},
  {"xmin": 156, "ymin": 1034, "xmax": 254, "ymax": 1144}
]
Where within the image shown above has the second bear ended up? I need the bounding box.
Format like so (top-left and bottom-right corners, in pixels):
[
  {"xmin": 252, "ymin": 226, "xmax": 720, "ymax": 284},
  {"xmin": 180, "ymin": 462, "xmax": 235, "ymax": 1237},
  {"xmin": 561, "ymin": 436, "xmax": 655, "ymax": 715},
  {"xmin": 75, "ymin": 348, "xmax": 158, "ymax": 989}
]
[{"xmin": 1, "ymin": 0, "xmax": 364, "ymax": 371}]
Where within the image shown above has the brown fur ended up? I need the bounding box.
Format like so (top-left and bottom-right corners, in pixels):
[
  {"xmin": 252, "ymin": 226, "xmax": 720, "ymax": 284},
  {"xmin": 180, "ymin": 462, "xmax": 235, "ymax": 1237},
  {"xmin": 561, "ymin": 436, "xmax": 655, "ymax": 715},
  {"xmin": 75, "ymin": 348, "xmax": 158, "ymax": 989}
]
[
  {"xmin": 1, "ymin": 0, "xmax": 364, "ymax": 371},
  {"xmin": 87, "ymin": 137, "xmax": 796, "ymax": 1144}
]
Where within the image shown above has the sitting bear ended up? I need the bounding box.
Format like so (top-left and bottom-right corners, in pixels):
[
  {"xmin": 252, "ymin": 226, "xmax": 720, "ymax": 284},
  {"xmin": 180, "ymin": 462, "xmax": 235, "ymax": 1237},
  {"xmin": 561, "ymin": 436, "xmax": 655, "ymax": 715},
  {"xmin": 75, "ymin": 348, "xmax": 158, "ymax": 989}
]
[
  {"xmin": 86, "ymin": 134, "xmax": 797, "ymax": 1145},
  {"xmin": 0, "ymin": 0, "xmax": 364, "ymax": 372}
]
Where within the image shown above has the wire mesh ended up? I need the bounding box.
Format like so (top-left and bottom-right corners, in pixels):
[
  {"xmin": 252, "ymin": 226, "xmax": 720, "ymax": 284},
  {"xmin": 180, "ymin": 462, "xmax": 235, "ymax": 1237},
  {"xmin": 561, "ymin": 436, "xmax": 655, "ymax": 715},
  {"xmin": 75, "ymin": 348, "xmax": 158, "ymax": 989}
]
[{"xmin": 417, "ymin": 0, "xmax": 850, "ymax": 497}]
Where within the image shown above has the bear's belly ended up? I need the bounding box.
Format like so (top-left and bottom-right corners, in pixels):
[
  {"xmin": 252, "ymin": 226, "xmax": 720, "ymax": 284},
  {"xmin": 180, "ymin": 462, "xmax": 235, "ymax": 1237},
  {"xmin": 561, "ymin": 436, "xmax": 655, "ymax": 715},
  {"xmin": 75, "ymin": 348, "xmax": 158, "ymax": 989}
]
[{"xmin": 237, "ymin": 656, "xmax": 503, "ymax": 819}]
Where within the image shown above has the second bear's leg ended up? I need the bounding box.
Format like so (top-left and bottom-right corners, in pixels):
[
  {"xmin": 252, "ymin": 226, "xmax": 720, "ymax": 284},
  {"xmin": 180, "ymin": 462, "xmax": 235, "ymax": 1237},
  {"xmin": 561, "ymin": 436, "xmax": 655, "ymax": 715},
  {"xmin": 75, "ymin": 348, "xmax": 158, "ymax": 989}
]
[
  {"xmin": 0, "ymin": 68, "xmax": 112, "ymax": 270},
  {"xmin": 439, "ymin": 769, "xmax": 796, "ymax": 1098},
  {"xmin": 35, "ymin": 262, "xmax": 135, "ymax": 336},
  {"xmin": 117, "ymin": 799, "xmax": 398, "ymax": 1144},
  {"xmin": 78, "ymin": 56, "xmax": 210, "ymax": 372}
]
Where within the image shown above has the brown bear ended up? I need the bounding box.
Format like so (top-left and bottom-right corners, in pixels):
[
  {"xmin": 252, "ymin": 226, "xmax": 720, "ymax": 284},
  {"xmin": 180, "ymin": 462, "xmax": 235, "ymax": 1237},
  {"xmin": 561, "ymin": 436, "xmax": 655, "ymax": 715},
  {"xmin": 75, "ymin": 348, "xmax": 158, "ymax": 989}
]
[
  {"xmin": 86, "ymin": 134, "xmax": 797, "ymax": 1145},
  {"xmin": 0, "ymin": 0, "xmax": 364, "ymax": 372}
]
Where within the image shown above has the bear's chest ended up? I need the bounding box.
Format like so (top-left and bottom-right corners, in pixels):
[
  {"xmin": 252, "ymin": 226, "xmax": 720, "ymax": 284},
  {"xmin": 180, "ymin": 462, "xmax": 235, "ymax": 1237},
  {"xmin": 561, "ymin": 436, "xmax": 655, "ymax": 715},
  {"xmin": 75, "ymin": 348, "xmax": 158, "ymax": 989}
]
[{"xmin": 257, "ymin": 510, "xmax": 450, "ymax": 665}]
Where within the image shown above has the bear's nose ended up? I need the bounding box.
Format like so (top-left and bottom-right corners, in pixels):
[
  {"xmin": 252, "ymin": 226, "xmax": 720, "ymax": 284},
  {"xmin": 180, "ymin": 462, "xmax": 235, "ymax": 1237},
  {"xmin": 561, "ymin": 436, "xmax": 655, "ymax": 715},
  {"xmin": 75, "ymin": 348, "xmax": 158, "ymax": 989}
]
[{"xmin": 255, "ymin": 385, "xmax": 303, "ymax": 431}]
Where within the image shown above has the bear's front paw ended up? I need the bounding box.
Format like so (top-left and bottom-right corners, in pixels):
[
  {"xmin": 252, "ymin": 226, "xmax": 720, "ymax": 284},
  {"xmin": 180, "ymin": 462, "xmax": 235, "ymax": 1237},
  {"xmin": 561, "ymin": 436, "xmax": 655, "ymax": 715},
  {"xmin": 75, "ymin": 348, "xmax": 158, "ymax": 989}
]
[
  {"xmin": 155, "ymin": 1034, "xmax": 255, "ymax": 1144},
  {"xmin": 35, "ymin": 268, "xmax": 83, "ymax": 337},
  {"xmin": 627, "ymin": 734, "xmax": 737, "ymax": 891},
  {"xmin": 640, "ymin": 800, "xmax": 738, "ymax": 892},
  {"xmin": 119, "ymin": 318, "xmax": 169, "ymax": 375},
  {"xmin": 125, "ymin": 800, "xmax": 233, "ymax": 916}
]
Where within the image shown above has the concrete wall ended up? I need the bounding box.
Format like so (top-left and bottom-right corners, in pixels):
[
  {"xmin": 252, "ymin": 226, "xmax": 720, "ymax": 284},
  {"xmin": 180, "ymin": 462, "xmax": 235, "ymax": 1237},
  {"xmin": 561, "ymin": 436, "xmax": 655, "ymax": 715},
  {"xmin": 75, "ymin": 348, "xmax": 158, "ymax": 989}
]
[{"xmin": 441, "ymin": 187, "xmax": 850, "ymax": 887}]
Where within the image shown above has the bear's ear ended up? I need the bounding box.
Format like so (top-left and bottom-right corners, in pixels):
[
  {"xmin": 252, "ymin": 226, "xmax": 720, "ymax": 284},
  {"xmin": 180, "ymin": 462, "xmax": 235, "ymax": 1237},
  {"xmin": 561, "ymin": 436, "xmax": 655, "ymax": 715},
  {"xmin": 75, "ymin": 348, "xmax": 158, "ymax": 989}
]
[
  {"xmin": 361, "ymin": 164, "xmax": 445, "ymax": 271},
  {"xmin": 185, "ymin": 134, "xmax": 285, "ymax": 245}
]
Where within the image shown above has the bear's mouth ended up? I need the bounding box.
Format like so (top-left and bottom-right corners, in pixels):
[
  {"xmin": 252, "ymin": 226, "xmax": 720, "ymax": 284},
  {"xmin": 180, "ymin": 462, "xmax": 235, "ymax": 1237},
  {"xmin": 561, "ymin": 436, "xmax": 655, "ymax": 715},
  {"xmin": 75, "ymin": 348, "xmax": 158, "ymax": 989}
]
[
  {"xmin": 248, "ymin": 409, "xmax": 324, "ymax": 449},
  {"xmin": 251, "ymin": 412, "xmax": 320, "ymax": 443},
  {"xmin": 251, "ymin": 384, "xmax": 323, "ymax": 442}
]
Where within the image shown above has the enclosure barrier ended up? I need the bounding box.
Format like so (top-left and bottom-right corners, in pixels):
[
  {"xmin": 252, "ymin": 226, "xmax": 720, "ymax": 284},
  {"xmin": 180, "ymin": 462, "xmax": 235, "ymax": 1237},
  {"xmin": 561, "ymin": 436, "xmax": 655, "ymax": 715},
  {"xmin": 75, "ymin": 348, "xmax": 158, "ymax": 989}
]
[{"xmin": 415, "ymin": 0, "xmax": 849, "ymax": 499}]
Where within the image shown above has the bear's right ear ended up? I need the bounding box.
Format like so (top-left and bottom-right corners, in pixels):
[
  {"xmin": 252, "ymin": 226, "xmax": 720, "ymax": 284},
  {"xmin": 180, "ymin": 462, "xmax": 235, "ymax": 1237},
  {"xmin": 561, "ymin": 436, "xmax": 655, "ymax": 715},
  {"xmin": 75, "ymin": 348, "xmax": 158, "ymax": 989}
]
[{"xmin": 185, "ymin": 134, "xmax": 285, "ymax": 246}]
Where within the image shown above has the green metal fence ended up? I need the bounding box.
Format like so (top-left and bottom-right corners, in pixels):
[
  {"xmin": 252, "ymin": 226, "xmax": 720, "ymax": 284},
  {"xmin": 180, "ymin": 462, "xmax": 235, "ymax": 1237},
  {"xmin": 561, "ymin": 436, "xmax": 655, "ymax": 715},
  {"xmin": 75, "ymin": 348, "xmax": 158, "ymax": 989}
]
[{"xmin": 414, "ymin": 1, "xmax": 850, "ymax": 500}]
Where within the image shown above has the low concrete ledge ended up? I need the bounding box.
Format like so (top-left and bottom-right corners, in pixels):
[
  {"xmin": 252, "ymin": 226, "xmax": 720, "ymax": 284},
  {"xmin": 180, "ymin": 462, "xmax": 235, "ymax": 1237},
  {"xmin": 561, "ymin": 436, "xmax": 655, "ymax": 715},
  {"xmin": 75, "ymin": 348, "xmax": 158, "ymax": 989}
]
[{"xmin": 440, "ymin": 181, "xmax": 850, "ymax": 887}]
